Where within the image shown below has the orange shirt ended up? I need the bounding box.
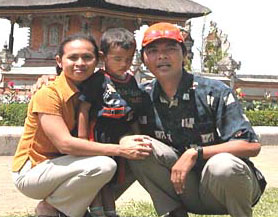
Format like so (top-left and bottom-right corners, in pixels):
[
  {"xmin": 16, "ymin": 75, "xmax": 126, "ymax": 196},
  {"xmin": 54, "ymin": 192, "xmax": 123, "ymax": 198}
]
[{"xmin": 12, "ymin": 72, "xmax": 80, "ymax": 172}]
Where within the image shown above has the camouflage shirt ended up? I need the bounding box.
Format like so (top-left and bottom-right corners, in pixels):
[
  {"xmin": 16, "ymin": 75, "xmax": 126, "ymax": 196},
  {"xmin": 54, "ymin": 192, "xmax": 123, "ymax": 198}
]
[{"xmin": 139, "ymin": 70, "xmax": 258, "ymax": 155}]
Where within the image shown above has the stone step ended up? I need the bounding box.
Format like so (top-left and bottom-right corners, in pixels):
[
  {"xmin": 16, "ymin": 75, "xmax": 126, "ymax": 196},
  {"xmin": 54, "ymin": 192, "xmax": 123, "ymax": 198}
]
[{"xmin": 0, "ymin": 126, "xmax": 277, "ymax": 156}]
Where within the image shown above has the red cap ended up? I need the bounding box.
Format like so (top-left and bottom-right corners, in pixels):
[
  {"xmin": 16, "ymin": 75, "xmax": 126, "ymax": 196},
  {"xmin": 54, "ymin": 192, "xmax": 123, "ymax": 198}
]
[{"xmin": 142, "ymin": 22, "xmax": 184, "ymax": 47}]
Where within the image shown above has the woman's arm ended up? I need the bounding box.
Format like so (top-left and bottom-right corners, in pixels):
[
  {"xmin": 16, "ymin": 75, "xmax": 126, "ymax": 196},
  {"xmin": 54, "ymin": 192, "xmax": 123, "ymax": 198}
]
[{"xmin": 39, "ymin": 113, "xmax": 152, "ymax": 159}]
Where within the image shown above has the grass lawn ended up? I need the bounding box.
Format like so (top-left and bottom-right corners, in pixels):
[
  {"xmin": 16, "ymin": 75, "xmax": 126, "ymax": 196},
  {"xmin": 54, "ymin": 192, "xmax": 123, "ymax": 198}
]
[
  {"xmin": 118, "ymin": 188, "xmax": 278, "ymax": 217},
  {"xmin": 4, "ymin": 188, "xmax": 278, "ymax": 217}
]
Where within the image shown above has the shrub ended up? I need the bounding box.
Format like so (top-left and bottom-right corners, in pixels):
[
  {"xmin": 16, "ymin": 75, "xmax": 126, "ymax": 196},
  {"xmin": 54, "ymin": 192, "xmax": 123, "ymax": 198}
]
[
  {"xmin": 0, "ymin": 103, "xmax": 28, "ymax": 126},
  {"xmin": 239, "ymin": 99, "xmax": 278, "ymax": 126},
  {"xmin": 246, "ymin": 110, "xmax": 278, "ymax": 126}
]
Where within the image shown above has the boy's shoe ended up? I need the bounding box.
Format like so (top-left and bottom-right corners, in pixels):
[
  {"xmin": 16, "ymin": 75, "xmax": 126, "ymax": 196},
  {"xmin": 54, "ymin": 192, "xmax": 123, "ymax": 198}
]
[
  {"xmin": 87, "ymin": 207, "xmax": 106, "ymax": 217},
  {"xmin": 162, "ymin": 210, "xmax": 189, "ymax": 217}
]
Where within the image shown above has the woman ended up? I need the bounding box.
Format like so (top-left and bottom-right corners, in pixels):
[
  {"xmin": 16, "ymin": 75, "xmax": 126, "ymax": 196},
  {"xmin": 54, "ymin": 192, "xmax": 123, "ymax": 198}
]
[{"xmin": 11, "ymin": 34, "xmax": 152, "ymax": 217}]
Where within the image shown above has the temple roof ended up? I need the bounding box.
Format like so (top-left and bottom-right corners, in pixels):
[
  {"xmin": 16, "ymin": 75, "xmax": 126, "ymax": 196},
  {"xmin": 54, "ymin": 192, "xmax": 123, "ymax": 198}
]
[{"xmin": 0, "ymin": 0, "xmax": 211, "ymax": 21}]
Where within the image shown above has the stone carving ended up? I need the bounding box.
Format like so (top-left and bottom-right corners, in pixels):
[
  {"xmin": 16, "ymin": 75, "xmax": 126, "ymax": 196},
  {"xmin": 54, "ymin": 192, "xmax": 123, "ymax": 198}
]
[{"xmin": 0, "ymin": 44, "xmax": 16, "ymax": 71}]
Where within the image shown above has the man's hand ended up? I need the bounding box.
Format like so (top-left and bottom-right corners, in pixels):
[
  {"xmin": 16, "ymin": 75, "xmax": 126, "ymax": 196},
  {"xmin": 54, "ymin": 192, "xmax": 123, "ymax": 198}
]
[
  {"xmin": 119, "ymin": 135, "xmax": 153, "ymax": 160},
  {"xmin": 171, "ymin": 148, "xmax": 197, "ymax": 194},
  {"xmin": 31, "ymin": 75, "xmax": 56, "ymax": 94}
]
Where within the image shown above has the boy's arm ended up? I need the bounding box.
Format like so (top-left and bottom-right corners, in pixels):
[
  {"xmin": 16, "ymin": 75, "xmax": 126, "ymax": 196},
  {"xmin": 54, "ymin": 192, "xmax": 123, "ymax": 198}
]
[
  {"xmin": 78, "ymin": 101, "xmax": 92, "ymax": 140},
  {"xmin": 130, "ymin": 120, "xmax": 141, "ymax": 135}
]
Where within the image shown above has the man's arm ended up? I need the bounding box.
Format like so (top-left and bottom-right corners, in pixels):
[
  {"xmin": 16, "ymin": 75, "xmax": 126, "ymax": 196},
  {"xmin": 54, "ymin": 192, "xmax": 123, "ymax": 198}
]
[
  {"xmin": 171, "ymin": 140, "xmax": 261, "ymax": 194},
  {"xmin": 78, "ymin": 101, "xmax": 91, "ymax": 140},
  {"xmin": 31, "ymin": 75, "xmax": 56, "ymax": 94}
]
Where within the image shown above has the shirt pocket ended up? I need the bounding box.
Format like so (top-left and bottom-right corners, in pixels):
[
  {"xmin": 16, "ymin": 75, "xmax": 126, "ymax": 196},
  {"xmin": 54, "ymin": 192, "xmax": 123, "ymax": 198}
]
[{"xmin": 194, "ymin": 121, "xmax": 216, "ymax": 145}]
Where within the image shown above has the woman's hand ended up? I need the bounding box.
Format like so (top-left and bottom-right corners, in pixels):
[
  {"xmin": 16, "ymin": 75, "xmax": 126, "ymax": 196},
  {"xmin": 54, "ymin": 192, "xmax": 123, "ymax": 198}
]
[
  {"xmin": 119, "ymin": 135, "xmax": 153, "ymax": 160},
  {"xmin": 171, "ymin": 148, "xmax": 197, "ymax": 194}
]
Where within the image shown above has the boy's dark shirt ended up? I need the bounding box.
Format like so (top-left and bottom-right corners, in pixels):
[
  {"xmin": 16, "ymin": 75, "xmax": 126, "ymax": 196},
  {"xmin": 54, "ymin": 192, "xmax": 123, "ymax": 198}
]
[{"xmin": 79, "ymin": 69, "xmax": 146, "ymax": 143}]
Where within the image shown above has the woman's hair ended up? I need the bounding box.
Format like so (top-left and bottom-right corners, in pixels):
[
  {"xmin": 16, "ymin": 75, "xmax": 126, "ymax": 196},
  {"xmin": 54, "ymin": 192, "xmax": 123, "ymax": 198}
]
[
  {"xmin": 100, "ymin": 28, "xmax": 136, "ymax": 56},
  {"xmin": 56, "ymin": 34, "xmax": 99, "ymax": 75}
]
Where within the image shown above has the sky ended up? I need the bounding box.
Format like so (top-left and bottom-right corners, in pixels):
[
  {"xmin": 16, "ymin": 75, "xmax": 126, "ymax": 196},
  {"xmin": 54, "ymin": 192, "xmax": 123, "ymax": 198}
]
[
  {"xmin": 0, "ymin": 0, "xmax": 277, "ymax": 75},
  {"xmin": 190, "ymin": 0, "xmax": 278, "ymax": 75}
]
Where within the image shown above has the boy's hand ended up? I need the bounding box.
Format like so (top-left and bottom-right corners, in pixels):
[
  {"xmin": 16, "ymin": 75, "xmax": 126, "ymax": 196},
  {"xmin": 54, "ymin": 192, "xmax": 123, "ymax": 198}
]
[
  {"xmin": 119, "ymin": 135, "xmax": 153, "ymax": 160},
  {"xmin": 31, "ymin": 75, "xmax": 56, "ymax": 94}
]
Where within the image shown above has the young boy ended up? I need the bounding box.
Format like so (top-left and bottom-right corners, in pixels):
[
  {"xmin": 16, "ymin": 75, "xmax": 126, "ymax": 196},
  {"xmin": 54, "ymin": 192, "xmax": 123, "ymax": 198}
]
[{"xmin": 78, "ymin": 28, "xmax": 145, "ymax": 217}]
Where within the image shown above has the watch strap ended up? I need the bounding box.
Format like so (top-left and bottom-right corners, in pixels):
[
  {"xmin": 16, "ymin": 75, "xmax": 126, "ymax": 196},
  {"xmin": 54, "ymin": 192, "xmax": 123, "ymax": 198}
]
[{"xmin": 195, "ymin": 146, "xmax": 203, "ymax": 162}]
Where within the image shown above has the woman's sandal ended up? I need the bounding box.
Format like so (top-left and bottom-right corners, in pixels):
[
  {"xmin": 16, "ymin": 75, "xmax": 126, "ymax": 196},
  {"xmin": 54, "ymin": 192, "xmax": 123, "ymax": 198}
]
[
  {"xmin": 37, "ymin": 212, "xmax": 68, "ymax": 217},
  {"xmin": 37, "ymin": 213, "xmax": 67, "ymax": 217},
  {"xmin": 104, "ymin": 210, "xmax": 119, "ymax": 217}
]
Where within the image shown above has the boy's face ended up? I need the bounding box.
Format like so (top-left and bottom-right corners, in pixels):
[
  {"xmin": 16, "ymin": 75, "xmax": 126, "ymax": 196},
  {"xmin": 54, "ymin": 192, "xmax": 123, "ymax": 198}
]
[{"xmin": 103, "ymin": 45, "xmax": 135, "ymax": 78}]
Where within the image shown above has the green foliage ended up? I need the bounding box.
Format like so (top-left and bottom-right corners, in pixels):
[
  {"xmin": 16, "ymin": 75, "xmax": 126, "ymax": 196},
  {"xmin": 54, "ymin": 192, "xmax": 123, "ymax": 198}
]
[
  {"xmin": 241, "ymin": 100, "xmax": 278, "ymax": 111},
  {"xmin": 118, "ymin": 200, "xmax": 158, "ymax": 217},
  {"xmin": 240, "ymin": 100, "xmax": 278, "ymax": 126},
  {"xmin": 204, "ymin": 41, "xmax": 225, "ymax": 74},
  {"xmin": 246, "ymin": 110, "xmax": 278, "ymax": 126},
  {"xmin": 0, "ymin": 103, "xmax": 28, "ymax": 126}
]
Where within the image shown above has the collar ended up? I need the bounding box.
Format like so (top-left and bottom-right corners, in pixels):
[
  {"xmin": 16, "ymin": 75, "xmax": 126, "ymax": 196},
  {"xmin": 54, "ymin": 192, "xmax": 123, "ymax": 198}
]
[
  {"xmin": 55, "ymin": 71, "xmax": 80, "ymax": 102},
  {"xmin": 153, "ymin": 70, "xmax": 193, "ymax": 103}
]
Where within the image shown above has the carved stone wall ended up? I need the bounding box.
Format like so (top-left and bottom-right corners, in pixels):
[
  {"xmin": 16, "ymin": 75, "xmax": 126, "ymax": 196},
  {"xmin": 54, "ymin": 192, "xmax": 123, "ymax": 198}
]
[{"xmin": 16, "ymin": 14, "xmax": 137, "ymax": 67}]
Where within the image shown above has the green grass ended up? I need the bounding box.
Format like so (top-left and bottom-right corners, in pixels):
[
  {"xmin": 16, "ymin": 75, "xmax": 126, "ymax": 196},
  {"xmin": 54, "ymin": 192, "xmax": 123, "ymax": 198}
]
[
  {"xmin": 4, "ymin": 188, "xmax": 278, "ymax": 217},
  {"xmin": 117, "ymin": 188, "xmax": 278, "ymax": 217}
]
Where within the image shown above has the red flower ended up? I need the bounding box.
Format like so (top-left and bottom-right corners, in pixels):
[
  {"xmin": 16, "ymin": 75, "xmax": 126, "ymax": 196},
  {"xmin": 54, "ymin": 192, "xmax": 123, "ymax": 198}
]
[
  {"xmin": 239, "ymin": 92, "xmax": 246, "ymax": 98},
  {"xmin": 275, "ymin": 91, "xmax": 278, "ymax": 97},
  {"xmin": 7, "ymin": 81, "xmax": 15, "ymax": 88}
]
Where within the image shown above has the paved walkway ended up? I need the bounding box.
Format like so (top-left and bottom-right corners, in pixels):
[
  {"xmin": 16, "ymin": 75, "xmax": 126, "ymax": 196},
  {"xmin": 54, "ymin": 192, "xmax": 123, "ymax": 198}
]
[{"xmin": 0, "ymin": 146, "xmax": 277, "ymax": 216}]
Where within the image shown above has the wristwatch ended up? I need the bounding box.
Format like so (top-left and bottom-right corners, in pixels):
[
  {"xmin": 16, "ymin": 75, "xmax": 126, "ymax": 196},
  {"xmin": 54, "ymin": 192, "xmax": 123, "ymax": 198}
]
[{"xmin": 194, "ymin": 146, "xmax": 203, "ymax": 162}]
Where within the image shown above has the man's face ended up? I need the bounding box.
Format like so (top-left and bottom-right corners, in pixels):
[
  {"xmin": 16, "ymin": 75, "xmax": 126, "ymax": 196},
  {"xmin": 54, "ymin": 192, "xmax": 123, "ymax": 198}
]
[{"xmin": 142, "ymin": 39, "xmax": 184, "ymax": 80}]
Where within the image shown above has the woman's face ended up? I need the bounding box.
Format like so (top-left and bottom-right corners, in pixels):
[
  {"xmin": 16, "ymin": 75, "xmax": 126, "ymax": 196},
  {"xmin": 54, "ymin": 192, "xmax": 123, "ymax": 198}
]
[{"xmin": 56, "ymin": 39, "xmax": 98, "ymax": 84}]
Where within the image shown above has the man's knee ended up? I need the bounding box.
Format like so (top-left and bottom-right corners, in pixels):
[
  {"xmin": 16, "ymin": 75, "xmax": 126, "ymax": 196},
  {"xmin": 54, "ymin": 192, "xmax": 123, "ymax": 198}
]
[{"xmin": 204, "ymin": 153, "xmax": 251, "ymax": 181}]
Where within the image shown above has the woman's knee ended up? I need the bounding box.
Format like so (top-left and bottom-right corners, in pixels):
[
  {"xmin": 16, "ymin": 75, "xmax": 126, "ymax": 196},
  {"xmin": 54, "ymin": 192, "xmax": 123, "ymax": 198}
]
[{"xmin": 85, "ymin": 156, "xmax": 117, "ymax": 179}]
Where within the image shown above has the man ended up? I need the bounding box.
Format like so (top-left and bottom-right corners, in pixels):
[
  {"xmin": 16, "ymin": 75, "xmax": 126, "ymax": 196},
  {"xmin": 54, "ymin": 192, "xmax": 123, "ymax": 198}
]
[{"xmin": 123, "ymin": 22, "xmax": 266, "ymax": 217}]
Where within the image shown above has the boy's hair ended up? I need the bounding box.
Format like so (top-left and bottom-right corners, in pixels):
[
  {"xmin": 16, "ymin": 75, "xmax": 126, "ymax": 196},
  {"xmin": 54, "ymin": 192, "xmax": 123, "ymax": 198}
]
[
  {"xmin": 56, "ymin": 34, "xmax": 99, "ymax": 75},
  {"xmin": 100, "ymin": 28, "xmax": 136, "ymax": 55}
]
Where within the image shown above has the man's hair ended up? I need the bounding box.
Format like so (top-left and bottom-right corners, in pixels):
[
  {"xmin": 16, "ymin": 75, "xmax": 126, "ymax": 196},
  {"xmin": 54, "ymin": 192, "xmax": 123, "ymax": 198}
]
[
  {"xmin": 100, "ymin": 28, "xmax": 136, "ymax": 55},
  {"xmin": 56, "ymin": 34, "xmax": 99, "ymax": 75}
]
